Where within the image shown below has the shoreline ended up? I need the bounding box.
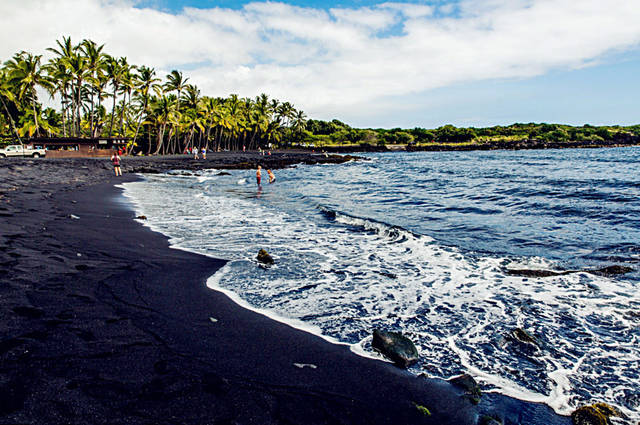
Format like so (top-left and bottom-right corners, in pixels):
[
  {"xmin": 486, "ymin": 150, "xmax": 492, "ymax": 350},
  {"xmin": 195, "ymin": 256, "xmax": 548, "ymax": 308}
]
[
  {"xmin": 1, "ymin": 155, "xmax": 571, "ymax": 424},
  {"xmin": 320, "ymin": 138, "xmax": 640, "ymax": 153}
]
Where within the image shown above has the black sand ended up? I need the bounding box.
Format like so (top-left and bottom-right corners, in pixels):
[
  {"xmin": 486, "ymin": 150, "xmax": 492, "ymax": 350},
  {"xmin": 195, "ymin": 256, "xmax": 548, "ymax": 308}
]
[{"xmin": 0, "ymin": 155, "xmax": 571, "ymax": 424}]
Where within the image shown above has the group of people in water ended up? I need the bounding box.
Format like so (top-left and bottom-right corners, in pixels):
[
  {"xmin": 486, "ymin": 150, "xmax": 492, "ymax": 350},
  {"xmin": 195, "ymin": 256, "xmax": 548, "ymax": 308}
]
[
  {"xmin": 110, "ymin": 150, "xmax": 277, "ymax": 186},
  {"xmin": 256, "ymin": 165, "xmax": 275, "ymax": 185}
]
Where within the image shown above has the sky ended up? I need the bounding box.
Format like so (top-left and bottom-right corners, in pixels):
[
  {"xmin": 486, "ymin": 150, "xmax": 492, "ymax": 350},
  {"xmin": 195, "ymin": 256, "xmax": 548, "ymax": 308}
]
[{"xmin": 2, "ymin": 0, "xmax": 640, "ymax": 128}]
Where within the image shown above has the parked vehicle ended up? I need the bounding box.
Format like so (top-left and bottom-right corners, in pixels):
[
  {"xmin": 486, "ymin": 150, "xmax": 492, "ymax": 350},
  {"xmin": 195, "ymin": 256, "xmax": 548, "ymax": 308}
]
[{"xmin": 0, "ymin": 145, "xmax": 46, "ymax": 158}]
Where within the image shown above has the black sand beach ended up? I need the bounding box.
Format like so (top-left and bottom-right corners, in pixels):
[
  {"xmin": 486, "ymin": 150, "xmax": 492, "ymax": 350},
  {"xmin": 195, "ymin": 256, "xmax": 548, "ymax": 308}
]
[{"xmin": 1, "ymin": 154, "xmax": 571, "ymax": 425}]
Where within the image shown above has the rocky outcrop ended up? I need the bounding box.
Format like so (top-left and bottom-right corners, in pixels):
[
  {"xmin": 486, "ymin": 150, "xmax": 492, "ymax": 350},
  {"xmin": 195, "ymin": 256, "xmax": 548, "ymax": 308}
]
[
  {"xmin": 503, "ymin": 328, "xmax": 540, "ymax": 356},
  {"xmin": 587, "ymin": 265, "xmax": 633, "ymax": 276},
  {"xmin": 448, "ymin": 374, "xmax": 482, "ymax": 405},
  {"xmin": 506, "ymin": 265, "xmax": 633, "ymax": 278},
  {"xmin": 406, "ymin": 136, "xmax": 640, "ymax": 152},
  {"xmin": 571, "ymin": 402, "xmax": 623, "ymax": 425},
  {"xmin": 371, "ymin": 329, "xmax": 419, "ymax": 368},
  {"xmin": 256, "ymin": 249, "xmax": 274, "ymax": 265},
  {"xmin": 479, "ymin": 416, "xmax": 502, "ymax": 425}
]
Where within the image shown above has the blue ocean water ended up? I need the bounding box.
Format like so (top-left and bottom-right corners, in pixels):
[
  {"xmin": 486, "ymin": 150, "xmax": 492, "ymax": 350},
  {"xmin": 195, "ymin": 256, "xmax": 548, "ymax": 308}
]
[{"xmin": 123, "ymin": 148, "xmax": 640, "ymax": 420}]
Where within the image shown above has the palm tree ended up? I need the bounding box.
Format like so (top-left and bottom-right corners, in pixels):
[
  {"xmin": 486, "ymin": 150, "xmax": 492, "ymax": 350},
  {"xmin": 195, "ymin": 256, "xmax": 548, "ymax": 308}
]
[
  {"xmin": 130, "ymin": 65, "xmax": 159, "ymax": 153},
  {"xmin": 0, "ymin": 67, "xmax": 22, "ymax": 142},
  {"xmin": 118, "ymin": 59, "xmax": 135, "ymax": 137},
  {"xmin": 44, "ymin": 58, "xmax": 73, "ymax": 136},
  {"xmin": 290, "ymin": 109, "xmax": 308, "ymax": 145},
  {"xmin": 62, "ymin": 51, "xmax": 89, "ymax": 136},
  {"xmin": 4, "ymin": 51, "xmax": 53, "ymax": 138},
  {"xmin": 164, "ymin": 70, "xmax": 188, "ymax": 146},
  {"xmin": 80, "ymin": 39, "xmax": 105, "ymax": 138},
  {"xmin": 104, "ymin": 55, "xmax": 124, "ymax": 137},
  {"xmin": 46, "ymin": 36, "xmax": 77, "ymax": 136}
]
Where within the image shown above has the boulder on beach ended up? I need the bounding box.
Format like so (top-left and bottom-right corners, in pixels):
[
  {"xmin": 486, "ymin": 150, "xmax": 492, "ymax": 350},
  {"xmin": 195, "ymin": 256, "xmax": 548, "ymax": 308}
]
[
  {"xmin": 257, "ymin": 249, "xmax": 274, "ymax": 265},
  {"xmin": 570, "ymin": 402, "xmax": 623, "ymax": 425},
  {"xmin": 371, "ymin": 329, "xmax": 419, "ymax": 368},
  {"xmin": 448, "ymin": 374, "xmax": 482, "ymax": 405}
]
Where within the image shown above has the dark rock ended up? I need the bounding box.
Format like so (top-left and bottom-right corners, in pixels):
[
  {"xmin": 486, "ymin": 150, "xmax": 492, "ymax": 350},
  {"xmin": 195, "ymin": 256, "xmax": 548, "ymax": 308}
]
[
  {"xmin": 506, "ymin": 269, "xmax": 568, "ymax": 277},
  {"xmin": 571, "ymin": 402, "xmax": 623, "ymax": 425},
  {"xmin": 509, "ymin": 328, "xmax": 539, "ymax": 346},
  {"xmin": 479, "ymin": 415, "xmax": 502, "ymax": 425},
  {"xmin": 503, "ymin": 328, "xmax": 540, "ymax": 356},
  {"xmin": 216, "ymin": 172, "xmax": 232, "ymax": 176},
  {"xmin": 136, "ymin": 215, "xmax": 147, "ymax": 220},
  {"xmin": 257, "ymin": 249, "xmax": 274, "ymax": 265},
  {"xmin": 371, "ymin": 329, "xmax": 419, "ymax": 368},
  {"xmin": 506, "ymin": 265, "xmax": 633, "ymax": 278},
  {"xmin": 449, "ymin": 373, "xmax": 482, "ymax": 404},
  {"xmin": 588, "ymin": 265, "xmax": 633, "ymax": 276}
]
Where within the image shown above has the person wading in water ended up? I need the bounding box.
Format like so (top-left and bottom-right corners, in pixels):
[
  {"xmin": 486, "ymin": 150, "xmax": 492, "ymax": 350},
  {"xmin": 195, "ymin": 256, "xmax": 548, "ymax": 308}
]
[{"xmin": 256, "ymin": 165, "xmax": 262, "ymax": 186}]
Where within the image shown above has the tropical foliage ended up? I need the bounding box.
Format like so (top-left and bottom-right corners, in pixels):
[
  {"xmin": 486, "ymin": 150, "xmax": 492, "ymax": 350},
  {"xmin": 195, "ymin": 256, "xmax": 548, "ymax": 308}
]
[
  {"xmin": 0, "ymin": 37, "xmax": 308, "ymax": 153},
  {"xmin": 1, "ymin": 36, "xmax": 638, "ymax": 152},
  {"xmin": 300, "ymin": 120, "xmax": 640, "ymax": 148}
]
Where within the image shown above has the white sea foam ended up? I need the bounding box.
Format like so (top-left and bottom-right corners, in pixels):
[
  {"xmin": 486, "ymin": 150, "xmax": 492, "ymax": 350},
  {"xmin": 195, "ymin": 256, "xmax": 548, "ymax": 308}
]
[{"xmin": 122, "ymin": 170, "xmax": 640, "ymax": 421}]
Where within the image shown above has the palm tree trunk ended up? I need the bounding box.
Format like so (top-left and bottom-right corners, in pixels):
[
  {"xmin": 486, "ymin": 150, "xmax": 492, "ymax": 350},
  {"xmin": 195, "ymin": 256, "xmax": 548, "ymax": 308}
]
[
  {"xmin": 31, "ymin": 84, "xmax": 40, "ymax": 137},
  {"xmin": 0, "ymin": 97, "xmax": 21, "ymax": 143},
  {"xmin": 129, "ymin": 95, "xmax": 148, "ymax": 155},
  {"xmin": 89, "ymin": 89, "xmax": 94, "ymax": 138},
  {"xmin": 76, "ymin": 78, "xmax": 82, "ymax": 137},
  {"xmin": 108, "ymin": 86, "xmax": 117, "ymax": 137}
]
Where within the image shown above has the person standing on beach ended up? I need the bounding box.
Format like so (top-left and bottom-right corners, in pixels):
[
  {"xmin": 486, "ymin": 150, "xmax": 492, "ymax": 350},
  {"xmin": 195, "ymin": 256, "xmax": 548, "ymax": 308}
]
[
  {"xmin": 267, "ymin": 169, "xmax": 276, "ymax": 184},
  {"xmin": 201, "ymin": 147, "xmax": 207, "ymax": 160},
  {"xmin": 111, "ymin": 151, "xmax": 122, "ymax": 176},
  {"xmin": 193, "ymin": 147, "xmax": 199, "ymax": 159},
  {"xmin": 256, "ymin": 165, "xmax": 262, "ymax": 186}
]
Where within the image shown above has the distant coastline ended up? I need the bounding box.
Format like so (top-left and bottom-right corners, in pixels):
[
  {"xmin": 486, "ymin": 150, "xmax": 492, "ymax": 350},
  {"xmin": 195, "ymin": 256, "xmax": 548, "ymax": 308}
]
[{"xmin": 318, "ymin": 133, "xmax": 640, "ymax": 153}]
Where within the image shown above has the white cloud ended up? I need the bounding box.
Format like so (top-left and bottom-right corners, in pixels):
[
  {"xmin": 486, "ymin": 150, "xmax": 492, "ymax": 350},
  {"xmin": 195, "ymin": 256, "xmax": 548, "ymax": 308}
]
[{"xmin": 2, "ymin": 0, "xmax": 640, "ymax": 125}]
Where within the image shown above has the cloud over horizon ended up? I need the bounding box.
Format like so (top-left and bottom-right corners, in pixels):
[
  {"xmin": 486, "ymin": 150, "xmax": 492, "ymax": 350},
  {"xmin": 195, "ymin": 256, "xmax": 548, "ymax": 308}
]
[{"xmin": 3, "ymin": 0, "xmax": 640, "ymax": 126}]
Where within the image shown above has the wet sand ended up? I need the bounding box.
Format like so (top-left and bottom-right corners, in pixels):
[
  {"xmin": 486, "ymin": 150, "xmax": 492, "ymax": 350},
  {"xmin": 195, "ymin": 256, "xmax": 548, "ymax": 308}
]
[{"xmin": 0, "ymin": 154, "xmax": 570, "ymax": 424}]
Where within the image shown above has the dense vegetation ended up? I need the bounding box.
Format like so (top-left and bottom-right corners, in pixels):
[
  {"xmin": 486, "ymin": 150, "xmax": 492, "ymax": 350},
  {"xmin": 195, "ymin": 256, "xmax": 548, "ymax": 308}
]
[
  {"xmin": 0, "ymin": 37, "xmax": 307, "ymax": 153},
  {"xmin": 1, "ymin": 36, "xmax": 638, "ymax": 153},
  {"xmin": 300, "ymin": 120, "xmax": 640, "ymax": 148}
]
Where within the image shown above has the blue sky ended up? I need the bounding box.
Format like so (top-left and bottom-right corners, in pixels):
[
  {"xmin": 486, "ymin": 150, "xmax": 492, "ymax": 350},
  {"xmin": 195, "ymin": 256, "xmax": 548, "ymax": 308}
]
[{"xmin": 2, "ymin": 0, "xmax": 640, "ymax": 128}]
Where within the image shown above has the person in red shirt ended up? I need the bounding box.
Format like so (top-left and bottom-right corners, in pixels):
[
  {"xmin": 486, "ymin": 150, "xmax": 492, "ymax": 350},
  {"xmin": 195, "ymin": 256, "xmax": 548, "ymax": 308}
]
[{"xmin": 111, "ymin": 151, "xmax": 122, "ymax": 176}]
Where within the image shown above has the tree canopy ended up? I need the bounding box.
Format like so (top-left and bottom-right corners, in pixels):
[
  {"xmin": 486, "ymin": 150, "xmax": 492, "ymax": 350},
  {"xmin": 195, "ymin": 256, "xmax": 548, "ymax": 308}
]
[
  {"xmin": 0, "ymin": 37, "xmax": 308, "ymax": 154},
  {"xmin": 1, "ymin": 36, "xmax": 638, "ymax": 152}
]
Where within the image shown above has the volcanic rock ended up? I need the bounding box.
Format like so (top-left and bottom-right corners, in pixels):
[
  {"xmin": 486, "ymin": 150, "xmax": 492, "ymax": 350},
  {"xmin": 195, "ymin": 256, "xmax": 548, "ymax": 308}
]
[
  {"xmin": 571, "ymin": 402, "xmax": 623, "ymax": 425},
  {"xmin": 588, "ymin": 265, "xmax": 633, "ymax": 276},
  {"xmin": 449, "ymin": 374, "xmax": 482, "ymax": 404},
  {"xmin": 371, "ymin": 329, "xmax": 419, "ymax": 368},
  {"xmin": 506, "ymin": 265, "xmax": 633, "ymax": 278},
  {"xmin": 257, "ymin": 249, "xmax": 274, "ymax": 265}
]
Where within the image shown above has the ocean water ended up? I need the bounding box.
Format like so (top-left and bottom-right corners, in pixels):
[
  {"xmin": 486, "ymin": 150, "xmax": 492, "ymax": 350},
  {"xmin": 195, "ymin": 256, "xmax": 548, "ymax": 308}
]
[{"xmin": 123, "ymin": 148, "xmax": 640, "ymax": 421}]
